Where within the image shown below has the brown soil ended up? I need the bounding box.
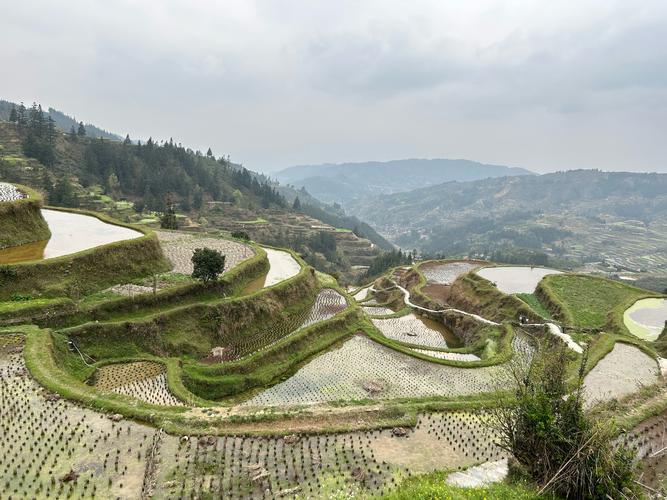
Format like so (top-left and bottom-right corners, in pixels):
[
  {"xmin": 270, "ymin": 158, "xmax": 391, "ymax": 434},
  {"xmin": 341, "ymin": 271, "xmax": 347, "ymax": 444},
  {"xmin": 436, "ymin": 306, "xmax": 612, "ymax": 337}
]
[{"xmin": 421, "ymin": 283, "xmax": 451, "ymax": 305}]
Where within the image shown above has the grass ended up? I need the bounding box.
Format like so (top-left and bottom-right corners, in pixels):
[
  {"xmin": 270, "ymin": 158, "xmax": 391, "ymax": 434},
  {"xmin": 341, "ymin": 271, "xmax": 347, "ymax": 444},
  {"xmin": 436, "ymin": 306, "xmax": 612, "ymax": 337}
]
[
  {"xmin": 516, "ymin": 293, "xmax": 552, "ymax": 320},
  {"xmin": 378, "ymin": 473, "xmax": 546, "ymax": 500},
  {"xmin": 0, "ymin": 183, "xmax": 51, "ymax": 249},
  {"xmin": 537, "ymin": 274, "xmax": 657, "ymax": 330}
]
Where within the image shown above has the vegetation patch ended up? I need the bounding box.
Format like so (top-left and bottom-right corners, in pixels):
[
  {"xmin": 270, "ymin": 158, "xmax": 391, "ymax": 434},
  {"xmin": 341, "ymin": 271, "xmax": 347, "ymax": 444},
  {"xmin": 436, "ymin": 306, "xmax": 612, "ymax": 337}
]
[
  {"xmin": 536, "ymin": 273, "xmax": 658, "ymax": 330},
  {"xmin": 0, "ymin": 183, "xmax": 50, "ymax": 250}
]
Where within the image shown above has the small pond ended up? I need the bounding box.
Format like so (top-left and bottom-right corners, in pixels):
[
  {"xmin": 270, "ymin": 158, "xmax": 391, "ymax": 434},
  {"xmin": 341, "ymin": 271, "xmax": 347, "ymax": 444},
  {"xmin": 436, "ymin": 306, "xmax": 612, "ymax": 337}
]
[
  {"xmin": 624, "ymin": 298, "xmax": 667, "ymax": 341},
  {"xmin": 0, "ymin": 209, "xmax": 142, "ymax": 264},
  {"xmin": 476, "ymin": 266, "xmax": 561, "ymax": 294}
]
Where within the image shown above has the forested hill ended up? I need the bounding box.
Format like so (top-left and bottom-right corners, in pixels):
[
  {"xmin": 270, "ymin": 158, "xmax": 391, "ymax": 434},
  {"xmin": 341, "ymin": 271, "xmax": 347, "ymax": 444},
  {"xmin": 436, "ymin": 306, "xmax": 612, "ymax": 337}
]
[
  {"xmin": 0, "ymin": 100, "xmax": 121, "ymax": 141},
  {"xmin": 347, "ymin": 169, "xmax": 667, "ymax": 272},
  {"xmin": 275, "ymin": 158, "xmax": 534, "ymax": 203},
  {"xmin": 0, "ymin": 102, "xmax": 393, "ymax": 280}
]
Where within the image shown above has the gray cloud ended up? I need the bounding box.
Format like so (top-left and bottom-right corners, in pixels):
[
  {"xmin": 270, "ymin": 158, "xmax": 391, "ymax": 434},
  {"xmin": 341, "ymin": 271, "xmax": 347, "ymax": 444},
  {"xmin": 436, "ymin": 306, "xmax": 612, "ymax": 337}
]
[{"xmin": 1, "ymin": 0, "xmax": 666, "ymax": 173}]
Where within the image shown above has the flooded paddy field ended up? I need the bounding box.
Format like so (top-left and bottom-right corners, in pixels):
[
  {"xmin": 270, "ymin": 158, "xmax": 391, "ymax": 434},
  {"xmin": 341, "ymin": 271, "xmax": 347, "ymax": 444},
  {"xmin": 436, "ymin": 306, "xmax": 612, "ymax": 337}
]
[
  {"xmin": 371, "ymin": 313, "xmax": 461, "ymax": 349},
  {"xmin": 583, "ymin": 342, "xmax": 659, "ymax": 407},
  {"xmin": 476, "ymin": 266, "xmax": 561, "ymax": 294},
  {"xmin": 0, "ymin": 209, "xmax": 142, "ymax": 264},
  {"xmin": 242, "ymin": 334, "xmax": 532, "ymax": 407},
  {"xmin": 624, "ymin": 298, "xmax": 667, "ymax": 341},
  {"xmin": 1, "ymin": 333, "xmax": 504, "ymax": 499}
]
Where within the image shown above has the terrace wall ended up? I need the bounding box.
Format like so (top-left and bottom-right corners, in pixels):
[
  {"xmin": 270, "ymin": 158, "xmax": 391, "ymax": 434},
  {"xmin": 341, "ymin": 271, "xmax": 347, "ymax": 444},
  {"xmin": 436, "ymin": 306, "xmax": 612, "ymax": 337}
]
[{"xmin": 0, "ymin": 184, "xmax": 51, "ymax": 249}]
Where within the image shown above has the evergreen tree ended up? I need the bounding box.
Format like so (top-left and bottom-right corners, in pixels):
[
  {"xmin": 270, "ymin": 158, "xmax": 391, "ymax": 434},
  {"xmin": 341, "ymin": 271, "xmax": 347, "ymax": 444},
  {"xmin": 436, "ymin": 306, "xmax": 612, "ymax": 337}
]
[
  {"xmin": 160, "ymin": 197, "xmax": 178, "ymax": 229},
  {"xmin": 68, "ymin": 126, "xmax": 77, "ymax": 141},
  {"xmin": 77, "ymin": 121, "xmax": 86, "ymax": 137},
  {"xmin": 8, "ymin": 105, "xmax": 17, "ymax": 123},
  {"xmin": 206, "ymin": 147, "xmax": 213, "ymax": 157},
  {"xmin": 292, "ymin": 197, "xmax": 302, "ymax": 210},
  {"xmin": 123, "ymin": 134, "xmax": 131, "ymax": 145}
]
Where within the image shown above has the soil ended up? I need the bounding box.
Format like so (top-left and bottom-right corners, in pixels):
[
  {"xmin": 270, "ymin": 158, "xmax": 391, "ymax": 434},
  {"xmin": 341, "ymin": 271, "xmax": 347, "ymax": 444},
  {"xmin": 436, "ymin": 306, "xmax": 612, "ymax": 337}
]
[{"xmin": 421, "ymin": 283, "xmax": 451, "ymax": 305}]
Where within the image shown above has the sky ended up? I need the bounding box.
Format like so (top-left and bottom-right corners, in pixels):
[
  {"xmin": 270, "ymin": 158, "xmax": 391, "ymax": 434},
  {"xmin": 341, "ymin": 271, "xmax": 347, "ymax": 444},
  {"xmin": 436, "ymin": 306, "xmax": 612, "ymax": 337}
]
[{"xmin": 2, "ymin": 0, "xmax": 667, "ymax": 174}]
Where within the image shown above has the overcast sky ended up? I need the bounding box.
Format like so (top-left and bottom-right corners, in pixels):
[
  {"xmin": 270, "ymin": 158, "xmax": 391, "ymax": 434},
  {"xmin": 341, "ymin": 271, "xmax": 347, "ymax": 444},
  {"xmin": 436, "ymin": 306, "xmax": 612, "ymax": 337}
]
[{"xmin": 2, "ymin": 0, "xmax": 666, "ymax": 173}]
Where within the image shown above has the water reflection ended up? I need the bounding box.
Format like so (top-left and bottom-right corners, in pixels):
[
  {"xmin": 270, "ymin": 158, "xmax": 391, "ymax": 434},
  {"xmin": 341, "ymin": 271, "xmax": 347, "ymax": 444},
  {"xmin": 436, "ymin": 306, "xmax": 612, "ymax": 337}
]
[{"xmin": 0, "ymin": 209, "xmax": 142, "ymax": 264}]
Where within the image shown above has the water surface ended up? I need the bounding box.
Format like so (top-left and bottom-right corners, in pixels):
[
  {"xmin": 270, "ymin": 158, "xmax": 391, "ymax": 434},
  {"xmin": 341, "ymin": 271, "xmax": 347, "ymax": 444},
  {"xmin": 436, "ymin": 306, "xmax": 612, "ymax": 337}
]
[
  {"xmin": 476, "ymin": 266, "xmax": 561, "ymax": 294},
  {"xmin": 0, "ymin": 209, "xmax": 142, "ymax": 264}
]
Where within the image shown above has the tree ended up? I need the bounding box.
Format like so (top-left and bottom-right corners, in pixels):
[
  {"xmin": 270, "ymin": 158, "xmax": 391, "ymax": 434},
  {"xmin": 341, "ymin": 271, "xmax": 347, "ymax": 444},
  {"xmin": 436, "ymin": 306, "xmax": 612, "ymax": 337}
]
[
  {"xmin": 160, "ymin": 202, "xmax": 178, "ymax": 229},
  {"xmin": 123, "ymin": 134, "xmax": 131, "ymax": 146},
  {"xmin": 8, "ymin": 105, "xmax": 17, "ymax": 123},
  {"xmin": 206, "ymin": 147, "xmax": 213, "ymax": 157},
  {"xmin": 68, "ymin": 126, "xmax": 77, "ymax": 141},
  {"xmin": 292, "ymin": 197, "xmax": 302, "ymax": 210},
  {"xmin": 191, "ymin": 247, "xmax": 226, "ymax": 282},
  {"xmin": 489, "ymin": 347, "xmax": 637, "ymax": 499},
  {"xmin": 77, "ymin": 122, "xmax": 86, "ymax": 137}
]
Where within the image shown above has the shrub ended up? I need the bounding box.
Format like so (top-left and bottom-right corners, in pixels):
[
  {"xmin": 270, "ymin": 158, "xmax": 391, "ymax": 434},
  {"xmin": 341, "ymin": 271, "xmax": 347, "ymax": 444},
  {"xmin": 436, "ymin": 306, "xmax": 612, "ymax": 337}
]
[
  {"xmin": 489, "ymin": 348, "xmax": 638, "ymax": 499},
  {"xmin": 231, "ymin": 230, "xmax": 250, "ymax": 241},
  {"xmin": 191, "ymin": 247, "xmax": 225, "ymax": 282}
]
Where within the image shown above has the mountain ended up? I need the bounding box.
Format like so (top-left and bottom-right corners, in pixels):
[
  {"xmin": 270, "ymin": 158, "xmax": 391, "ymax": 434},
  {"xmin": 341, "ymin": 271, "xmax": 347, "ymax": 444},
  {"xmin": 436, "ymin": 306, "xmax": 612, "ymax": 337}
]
[
  {"xmin": 275, "ymin": 158, "xmax": 534, "ymax": 203},
  {"xmin": 347, "ymin": 170, "xmax": 667, "ymax": 274},
  {"xmin": 0, "ymin": 100, "xmax": 122, "ymax": 141}
]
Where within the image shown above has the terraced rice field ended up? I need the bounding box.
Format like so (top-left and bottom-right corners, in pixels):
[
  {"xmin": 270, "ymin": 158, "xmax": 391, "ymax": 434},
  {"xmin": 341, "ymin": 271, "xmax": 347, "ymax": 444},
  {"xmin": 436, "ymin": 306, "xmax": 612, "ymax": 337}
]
[
  {"xmin": 263, "ymin": 248, "xmax": 301, "ymax": 287},
  {"xmin": 155, "ymin": 231, "xmax": 255, "ymax": 275},
  {"xmin": 1, "ymin": 334, "xmax": 504, "ymax": 498},
  {"xmin": 94, "ymin": 361, "xmax": 183, "ymax": 407},
  {"xmin": 412, "ymin": 349, "xmax": 481, "ymax": 362},
  {"xmin": 353, "ymin": 287, "xmax": 371, "ymax": 301},
  {"xmin": 371, "ymin": 314, "xmax": 457, "ymax": 348},
  {"xmin": 153, "ymin": 411, "xmax": 502, "ymax": 498},
  {"xmin": 242, "ymin": 334, "xmax": 533, "ymax": 407},
  {"xmin": 583, "ymin": 343, "xmax": 659, "ymax": 407},
  {"xmin": 624, "ymin": 298, "xmax": 667, "ymax": 341},
  {"xmin": 476, "ymin": 266, "xmax": 561, "ymax": 294},
  {"xmin": 0, "ymin": 339, "xmax": 159, "ymax": 498},
  {"xmin": 362, "ymin": 305, "xmax": 395, "ymax": 316},
  {"xmin": 0, "ymin": 182, "xmax": 23, "ymax": 201},
  {"xmin": 227, "ymin": 289, "xmax": 347, "ymax": 360},
  {"xmin": 0, "ymin": 209, "xmax": 143, "ymax": 264},
  {"xmin": 421, "ymin": 261, "xmax": 480, "ymax": 285}
]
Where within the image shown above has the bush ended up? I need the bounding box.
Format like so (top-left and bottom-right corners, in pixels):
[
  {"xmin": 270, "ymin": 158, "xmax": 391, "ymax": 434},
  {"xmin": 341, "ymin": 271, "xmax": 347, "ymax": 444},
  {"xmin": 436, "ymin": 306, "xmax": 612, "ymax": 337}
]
[
  {"xmin": 231, "ymin": 230, "xmax": 250, "ymax": 241},
  {"xmin": 489, "ymin": 348, "xmax": 638, "ymax": 499},
  {"xmin": 191, "ymin": 247, "xmax": 225, "ymax": 282}
]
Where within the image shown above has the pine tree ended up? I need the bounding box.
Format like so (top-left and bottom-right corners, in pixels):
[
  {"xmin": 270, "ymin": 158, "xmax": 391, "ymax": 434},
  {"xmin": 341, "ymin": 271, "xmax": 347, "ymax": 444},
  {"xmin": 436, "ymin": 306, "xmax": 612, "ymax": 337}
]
[
  {"xmin": 292, "ymin": 197, "xmax": 302, "ymax": 210},
  {"xmin": 69, "ymin": 126, "xmax": 77, "ymax": 140},
  {"xmin": 8, "ymin": 105, "xmax": 17, "ymax": 123},
  {"xmin": 77, "ymin": 122, "xmax": 86, "ymax": 137},
  {"xmin": 206, "ymin": 147, "xmax": 213, "ymax": 157},
  {"xmin": 123, "ymin": 134, "xmax": 131, "ymax": 146}
]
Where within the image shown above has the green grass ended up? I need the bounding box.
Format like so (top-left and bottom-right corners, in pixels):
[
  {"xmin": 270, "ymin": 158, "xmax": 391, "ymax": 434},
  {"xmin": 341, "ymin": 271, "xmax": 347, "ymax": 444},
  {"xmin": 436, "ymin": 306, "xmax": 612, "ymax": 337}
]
[
  {"xmin": 537, "ymin": 274, "xmax": 652, "ymax": 329},
  {"xmin": 378, "ymin": 473, "xmax": 547, "ymax": 500},
  {"xmin": 516, "ymin": 293, "xmax": 552, "ymax": 320},
  {"xmin": 0, "ymin": 183, "xmax": 51, "ymax": 249}
]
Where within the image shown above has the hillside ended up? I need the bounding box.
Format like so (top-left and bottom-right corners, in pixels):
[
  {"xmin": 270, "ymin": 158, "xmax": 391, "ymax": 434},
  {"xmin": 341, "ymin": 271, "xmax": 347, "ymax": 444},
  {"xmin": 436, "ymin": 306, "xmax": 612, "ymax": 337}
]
[
  {"xmin": 0, "ymin": 106, "xmax": 389, "ymax": 282},
  {"xmin": 275, "ymin": 158, "xmax": 533, "ymax": 203},
  {"xmin": 348, "ymin": 170, "xmax": 667, "ymax": 277},
  {"xmin": 0, "ymin": 100, "xmax": 122, "ymax": 140}
]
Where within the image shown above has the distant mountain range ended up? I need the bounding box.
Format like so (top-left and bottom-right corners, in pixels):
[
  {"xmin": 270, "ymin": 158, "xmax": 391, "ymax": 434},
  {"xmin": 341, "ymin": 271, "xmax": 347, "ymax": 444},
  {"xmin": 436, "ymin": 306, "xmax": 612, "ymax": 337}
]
[
  {"xmin": 345, "ymin": 169, "xmax": 667, "ymax": 274},
  {"xmin": 0, "ymin": 100, "xmax": 122, "ymax": 141},
  {"xmin": 275, "ymin": 158, "xmax": 534, "ymax": 203}
]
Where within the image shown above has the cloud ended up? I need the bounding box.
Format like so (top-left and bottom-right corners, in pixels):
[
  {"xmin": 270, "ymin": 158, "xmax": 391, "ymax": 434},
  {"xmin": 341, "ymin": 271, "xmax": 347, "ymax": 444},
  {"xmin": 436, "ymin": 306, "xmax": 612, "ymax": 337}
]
[{"xmin": 1, "ymin": 0, "xmax": 666, "ymax": 173}]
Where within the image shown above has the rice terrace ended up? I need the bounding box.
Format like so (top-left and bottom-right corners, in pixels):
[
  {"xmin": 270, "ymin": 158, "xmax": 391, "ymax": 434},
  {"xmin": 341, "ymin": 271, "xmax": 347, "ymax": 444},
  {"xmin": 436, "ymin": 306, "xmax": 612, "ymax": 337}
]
[
  {"xmin": 1, "ymin": 175, "xmax": 667, "ymax": 499},
  {"xmin": 2, "ymin": 5, "xmax": 667, "ymax": 495}
]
